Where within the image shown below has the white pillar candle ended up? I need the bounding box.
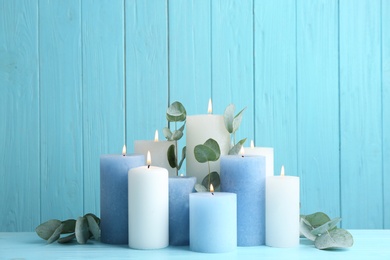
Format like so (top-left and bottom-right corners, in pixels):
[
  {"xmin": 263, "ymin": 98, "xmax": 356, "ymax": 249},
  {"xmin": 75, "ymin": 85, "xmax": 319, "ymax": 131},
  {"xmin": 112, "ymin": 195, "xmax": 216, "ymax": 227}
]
[
  {"xmin": 186, "ymin": 99, "xmax": 230, "ymax": 184},
  {"xmin": 128, "ymin": 151, "xmax": 169, "ymax": 249},
  {"xmin": 245, "ymin": 140, "xmax": 274, "ymax": 177},
  {"xmin": 134, "ymin": 130, "xmax": 177, "ymax": 177},
  {"xmin": 266, "ymin": 166, "xmax": 300, "ymax": 248}
]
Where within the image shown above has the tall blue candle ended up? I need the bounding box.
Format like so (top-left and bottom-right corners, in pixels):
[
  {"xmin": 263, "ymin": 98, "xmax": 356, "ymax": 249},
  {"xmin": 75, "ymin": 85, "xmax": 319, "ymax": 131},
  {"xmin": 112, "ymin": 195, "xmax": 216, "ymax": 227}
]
[
  {"xmin": 100, "ymin": 148, "xmax": 144, "ymax": 244},
  {"xmin": 220, "ymin": 155, "xmax": 266, "ymax": 246},
  {"xmin": 169, "ymin": 176, "xmax": 196, "ymax": 246}
]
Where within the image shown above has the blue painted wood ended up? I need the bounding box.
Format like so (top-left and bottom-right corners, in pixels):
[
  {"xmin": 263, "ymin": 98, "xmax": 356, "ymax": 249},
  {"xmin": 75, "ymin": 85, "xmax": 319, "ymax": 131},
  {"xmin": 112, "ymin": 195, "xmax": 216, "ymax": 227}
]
[
  {"xmin": 383, "ymin": 0, "xmax": 390, "ymax": 229},
  {"xmin": 212, "ymin": 0, "xmax": 254, "ymax": 143},
  {"xmin": 253, "ymin": 0, "xmax": 297, "ymax": 176},
  {"xmin": 81, "ymin": 0, "xmax": 125, "ymax": 215},
  {"xmin": 340, "ymin": 0, "xmax": 383, "ymax": 228},
  {"xmin": 125, "ymin": 0, "xmax": 169, "ymax": 151},
  {"xmin": 39, "ymin": 0, "xmax": 84, "ymax": 221},
  {"xmin": 297, "ymin": 0, "xmax": 340, "ymax": 218},
  {"xmin": 0, "ymin": 0, "xmax": 40, "ymax": 231}
]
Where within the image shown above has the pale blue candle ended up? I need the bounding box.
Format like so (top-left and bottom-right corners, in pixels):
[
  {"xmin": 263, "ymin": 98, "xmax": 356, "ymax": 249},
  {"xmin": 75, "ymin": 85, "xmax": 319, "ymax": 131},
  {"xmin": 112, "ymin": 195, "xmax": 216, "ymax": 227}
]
[
  {"xmin": 169, "ymin": 176, "xmax": 196, "ymax": 246},
  {"xmin": 189, "ymin": 192, "xmax": 237, "ymax": 253},
  {"xmin": 100, "ymin": 153, "xmax": 144, "ymax": 244},
  {"xmin": 220, "ymin": 155, "xmax": 266, "ymax": 246}
]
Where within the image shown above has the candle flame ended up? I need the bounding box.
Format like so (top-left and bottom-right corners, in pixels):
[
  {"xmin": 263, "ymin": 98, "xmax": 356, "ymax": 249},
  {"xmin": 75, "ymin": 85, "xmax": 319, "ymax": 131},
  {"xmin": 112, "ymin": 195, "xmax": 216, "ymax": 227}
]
[
  {"xmin": 210, "ymin": 184, "xmax": 214, "ymax": 193},
  {"xmin": 250, "ymin": 140, "xmax": 254, "ymax": 148},
  {"xmin": 147, "ymin": 151, "xmax": 151, "ymax": 166},
  {"xmin": 122, "ymin": 145, "xmax": 126, "ymax": 156},
  {"xmin": 281, "ymin": 165, "xmax": 285, "ymax": 177},
  {"xmin": 154, "ymin": 129, "xmax": 159, "ymax": 142},
  {"xmin": 240, "ymin": 146, "xmax": 245, "ymax": 156},
  {"xmin": 208, "ymin": 99, "xmax": 212, "ymax": 114}
]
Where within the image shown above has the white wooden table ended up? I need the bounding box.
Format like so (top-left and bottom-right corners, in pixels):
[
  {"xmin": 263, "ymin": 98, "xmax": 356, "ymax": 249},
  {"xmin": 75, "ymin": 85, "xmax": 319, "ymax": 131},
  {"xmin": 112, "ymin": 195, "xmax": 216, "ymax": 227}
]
[{"xmin": 1, "ymin": 230, "xmax": 389, "ymax": 259}]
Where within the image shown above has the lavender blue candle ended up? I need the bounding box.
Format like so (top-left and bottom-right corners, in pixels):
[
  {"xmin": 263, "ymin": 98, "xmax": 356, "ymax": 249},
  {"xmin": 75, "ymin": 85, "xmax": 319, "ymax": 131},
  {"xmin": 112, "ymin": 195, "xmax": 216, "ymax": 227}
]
[
  {"xmin": 220, "ymin": 155, "xmax": 266, "ymax": 246},
  {"xmin": 169, "ymin": 176, "xmax": 196, "ymax": 246},
  {"xmin": 100, "ymin": 153, "xmax": 144, "ymax": 244}
]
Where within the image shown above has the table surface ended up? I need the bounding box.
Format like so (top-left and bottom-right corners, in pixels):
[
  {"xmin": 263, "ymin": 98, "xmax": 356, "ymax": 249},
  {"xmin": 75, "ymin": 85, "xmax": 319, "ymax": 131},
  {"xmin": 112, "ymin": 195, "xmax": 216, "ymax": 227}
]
[{"xmin": 1, "ymin": 230, "xmax": 389, "ymax": 259}]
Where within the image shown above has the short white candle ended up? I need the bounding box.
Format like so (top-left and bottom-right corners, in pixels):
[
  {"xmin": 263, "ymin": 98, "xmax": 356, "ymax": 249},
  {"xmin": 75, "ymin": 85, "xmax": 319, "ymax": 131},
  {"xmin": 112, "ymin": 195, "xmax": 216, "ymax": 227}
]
[{"xmin": 266, "ymin": 166, "xmax": 300, "ymax": 247}]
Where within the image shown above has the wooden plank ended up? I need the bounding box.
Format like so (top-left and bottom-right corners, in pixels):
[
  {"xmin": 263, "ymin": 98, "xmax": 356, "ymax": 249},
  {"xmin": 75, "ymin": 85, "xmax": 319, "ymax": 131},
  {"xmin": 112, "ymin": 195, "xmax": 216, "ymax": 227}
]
[
  {"xmin": 39, "ymin": 0, "xmax": 83, "ymax": 221},
  {"xmin": 340, "ymin": 0, "xmax": 383, "ymax": 228},
  {"xmin": 82, "ymin": 0, "xmax": 125, "ymax": 214},
  {"xmin": 254, "ymin": 0, "xmax": 297, "ymax": 175},
  {"xmin": 0, "ymin": 0, "xmax": 39, "ymax": 231},
  {"xmin": 212, "ymin": 0, "xmax": 254, "ymax": 143},
  {"xmin": 383, "ymin": 0, "xmax": 390, "ymax": 229},
  {"xmin": 126, "ymin": 0, "xmax": 169, "ymax": 151},
  {"xmin": 297, "ymin": 0, "xmax": 340, "ymax": 217}
]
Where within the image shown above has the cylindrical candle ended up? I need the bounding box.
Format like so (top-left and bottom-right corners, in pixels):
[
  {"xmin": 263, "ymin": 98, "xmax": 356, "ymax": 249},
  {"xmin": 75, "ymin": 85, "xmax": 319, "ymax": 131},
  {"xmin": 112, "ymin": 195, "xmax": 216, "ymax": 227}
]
[
  {"xmin": 169, "ymin": 176, "xmax": 196, "ymax": 246},
  {"xmin": 220, "ymin": 155, "xmax": 266, "ymax": 246},
  {"xmin": 189, "ymin": 192, "xmax": 237, "ymax": 253},
  {"xmin": 128, "ymin": 163, "xmax": 169, "ymax": 249},
  {"xmin": 100, "ymin": 153, "xmax": 144, "ymax": 244},
  {"xmin": 266, "ymin": 167, "xmax": 300, "ymax": 247},
  {"xmin": 186, "ymin": 114, "xmax": 230, "ymax": 184},
  {"xmin": 245, "ymin": 141, "xmax": 274, "ymax": 177}
]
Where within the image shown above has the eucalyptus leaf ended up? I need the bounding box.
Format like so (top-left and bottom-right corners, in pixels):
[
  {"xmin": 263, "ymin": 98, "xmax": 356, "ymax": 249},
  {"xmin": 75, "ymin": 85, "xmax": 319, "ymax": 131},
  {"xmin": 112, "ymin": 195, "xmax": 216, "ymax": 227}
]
[
  {"xmin": 224, "ymin": 104, "xmax": 235, "ymax": 133},
  {"xmin": 194, "ymin": 144, "xmax": 216, "ymax": 163},
  {"xmin": 47, "ymin": 223, "xmax": 64, "ymax": 244},
  {"xmin": 201, "ymin": 171, "xmax": 220, "ymax": 190},
  {"xmin": 177, "ymin": 146, "xmax": 186, "ymax": 170},
  {"xmin": 61, "ymin": 219, "xmax": 76, "ymax": 234},
  {"xmin": 195, "ymin": 184, "xmax": 207, "ymax": 192},
  {"xmin": 232, "ymin": 107, "xmax": 246, "ymax": 134},
  {"xmin": 86, "ymin": 215, "xmax": 100, "ymax": 240},
  {"xmin": 35, "ymin": 219, "xmax": 61, "ymax": 240},
  {"xmin": 171, "ymin": 130, "xmax": 183, "ymax": 141},
  {"xmin": 84, "ymin": 213, "xmax": 100, "ymax": 225},
  {"xmin": 314, "ymin": 228, "xmax": 354, "ymax": 250},
  {"xmin": 300, "ymin": 218, "xmax": 317, "ymax": 241},
  {"xmin": 75, "ymin": 217, "xmax": 90, "ymax": 244},
  {"xmin": 203, "ymin": 138, "xmax": 221, "ymax": 161},
  {"xmin": 228, "ymin": 138, "xmax": 247, "ymax": 155},
  {"xmin": 167, "ymin": 144, "xmax": 177, "ymax": 168},
  {"xmin": 301, "ymin": 212, "xmax": 331, "ymax": 228},
  {"xmin": 163, "ymin": 127, "xmax": 172, "ymax": 140},
  {"xmin": 57, "ymin": 233, "xmax": 76, "ymax": 244},
  {"xmin": 166, "ymin": 101, "xmax": 186, "ymax": 122},
  {"xmin": 311, "ymin": 218, "xmax": 341, "ymax": 236}
]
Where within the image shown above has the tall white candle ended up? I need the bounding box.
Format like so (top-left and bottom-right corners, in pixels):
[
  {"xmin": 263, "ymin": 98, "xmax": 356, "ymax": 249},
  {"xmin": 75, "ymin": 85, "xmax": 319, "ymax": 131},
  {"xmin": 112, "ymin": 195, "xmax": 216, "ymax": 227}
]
[
  {"xmin": 186, "ymin": 99, "xmax": 230, "ymax": 184},
  {"xmin": 245, "ymin": 140, "xmax": 274, "ymax": 177},
  {"xmin": 266, "ymin": 166, "xmax": 300, "ymax": 247},
  {"xmin": 134, "ymin": 130, "xmax": 177, "ymax": 176},
  {"xmin": 128, "ymin": 151, "xmax": 169, "ymax": 249}
]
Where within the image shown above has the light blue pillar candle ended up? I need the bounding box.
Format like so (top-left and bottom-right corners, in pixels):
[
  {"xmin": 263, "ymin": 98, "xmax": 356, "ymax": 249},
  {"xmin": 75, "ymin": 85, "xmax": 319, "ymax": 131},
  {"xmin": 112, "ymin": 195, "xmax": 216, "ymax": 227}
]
[
  {"xmin": 100, "ymin": 153, "xmax": 144, "ymax": 244},
  {"xmin": 189, "ymin": 192, "xmax": 237, "ymax": 253},
  {"xmin": 169, "ymin": 176, "xmax": 196, "ymax": 246},
  {"xmin": 220, "ymin": 155, "xmax": 266, "ymax": 246}
]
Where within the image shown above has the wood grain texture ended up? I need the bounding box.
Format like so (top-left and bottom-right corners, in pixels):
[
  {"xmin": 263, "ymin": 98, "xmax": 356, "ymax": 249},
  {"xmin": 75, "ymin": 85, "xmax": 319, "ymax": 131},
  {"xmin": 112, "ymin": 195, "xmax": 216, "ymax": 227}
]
[
  {"xmin": 297, "ymin": 0, "xmax": 340, "ymax": 217},
  {"xmin": 340, "ymin": 0, "xmax": 383, "ymax": 228},
  {"xmin": 39, "ymin": 0, "xmax": 84, "ymax": 221},
  {"xmin": 0, "ymin": 0, "xmax": 39, "ymax": 231},
  {"xmin": 254, "ymin": 0, "xmax": 297, "ymax": 175},
  {"xmin": 82, "ymin": 0, "xmax": 125, "ymax": 214},
  {"xmin": 383, "ymin": 0, "xmax": 390, "ymax": 229},
  {"xmin": 125, "ymin": 0, "xmax": 169, "ymax": 151},
  {"xmin": 212, "ymin": 0, "xmax": 254, "ymax": 143}
]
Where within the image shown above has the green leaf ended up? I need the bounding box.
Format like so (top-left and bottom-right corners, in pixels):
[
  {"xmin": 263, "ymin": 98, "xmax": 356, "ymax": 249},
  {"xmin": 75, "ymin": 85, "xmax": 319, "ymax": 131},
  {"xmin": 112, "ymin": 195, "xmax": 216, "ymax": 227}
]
[
  {"xmin": 314, "ymin": 228, "xmax": 354, "ymax": 249},
  {"xmin": 58, "ymin": 233, "xmax": 76, "ymax": 244},
  {"xmin": 84, "ymin": 213, "xmax": 100, "ymax": 226},
  {"xmin": 194, "ymin": 144, "xmax": 214, "ymax": 163},
  {"xmin": 163, "ymin": 127, "xmax": 172, "ymax": 140},
  {"xmin": 61, "ymin": 219, "xmax": 76, "ymax": 234},
  {"xmin": 300, "ymin": 218, "xmax": 317, "ymax": 241},
  {"xmin": 201, "ymin": 171, "xmax": 220, "ymax": 190},
  {"xmin": 35, "ymin": 219, "xmax": 61, "ymax": 240},
  {"xmin": 311, "ymin": 218, "xmax": 341, "ymax": 236},
  {"xmin": 47, "ymin": 223, "xmax": 64, "ymax": 244},
  {"xmin": 203, "ymin": 138, "xmax": 220, "ymax": 161},
  {"xmin": 166, "ymin": 101, "xmax": 187, "ymax": 122},
  {"xmin": 177, "ymin": 146, "xmax": 186, "ymax": 170},
  {"xmin": 86, "ymin": 215, "xmax": 100, "ymax": 240},
  {"xmin": 171, "ymin": 130, "xmax": 183, "ymax": 141},
  {"xmin": 75, "ymin": 217, "xmax": 90, "ymax": 244},
  {"xmin": 232, "ymin": 107, "xmax": 246, "ymax": 134},
  {"xmin": 195, "ymin": 184, "xmax": 207, "ymax": 192},
  {"xmin": 224, "ymin": 104, "xmax": 235, "ymax": 133},
  {"xmin": 301, "ymin": 212, "xmax": 331, "ymax": 228},
  {"xmin": 228, "ymin": 138, "xmax": 247, "ymax": 155},
  {"xmin": 167, "ymin": 144, "xmax": 177, "ymax": 168}
]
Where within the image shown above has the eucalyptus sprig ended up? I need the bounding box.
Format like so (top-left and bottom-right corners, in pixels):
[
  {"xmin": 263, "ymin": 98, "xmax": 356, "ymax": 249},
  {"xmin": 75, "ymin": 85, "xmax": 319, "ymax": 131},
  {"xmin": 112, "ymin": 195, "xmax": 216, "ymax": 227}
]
[
  {"xmin": 35, "ymin": 213, "xmax": 100, "ymax": 244},
  {"xmin": 300, "ymin": 212, "xmax": 354, "ymax": 250},
  {"xmin": 224, "ymin": 104, "xmax": 247, "ymax": 155},
  {"xmin": 163, "ymin": 101, "xmax": 187, "ymax": 175},
  {"xmin": 193, "ymin": 138, "xmax": 221, "ymax": 192}
]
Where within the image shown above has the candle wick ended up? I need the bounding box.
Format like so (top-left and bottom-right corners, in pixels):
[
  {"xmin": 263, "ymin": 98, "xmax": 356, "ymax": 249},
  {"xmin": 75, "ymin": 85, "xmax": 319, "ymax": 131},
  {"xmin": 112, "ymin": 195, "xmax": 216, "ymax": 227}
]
[
  {"xmin": 148, "ymin": 165, "xmax": 150, "ymax": 169},
  {"xmin": 212, "ymin": 192, "xmax": 214, "ymax": 195},
  {"xmin": 241, "ymin": 155, "xmax": 244, "ymax": 158},
  {"xmin": 122, "ymin": 154, "xmax": 125, "ymax": 157}
]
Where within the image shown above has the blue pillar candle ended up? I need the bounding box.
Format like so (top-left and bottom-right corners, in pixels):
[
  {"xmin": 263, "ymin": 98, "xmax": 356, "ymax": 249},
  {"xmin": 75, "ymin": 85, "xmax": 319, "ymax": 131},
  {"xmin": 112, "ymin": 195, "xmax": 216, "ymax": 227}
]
[
  {"xmin": 169, "ymin": 176, "xmax": 196, "ymax": 246},
  {"xmin": 100, "ymin": 149, "xmax": 144, "ymax": 244},
  {"xmin": 220, "ymin": 155, "xmax": 266, "ymax": 246},
  {"xmin": 189, "ymin": 191, "xmax": 237, "ymax": 253}
]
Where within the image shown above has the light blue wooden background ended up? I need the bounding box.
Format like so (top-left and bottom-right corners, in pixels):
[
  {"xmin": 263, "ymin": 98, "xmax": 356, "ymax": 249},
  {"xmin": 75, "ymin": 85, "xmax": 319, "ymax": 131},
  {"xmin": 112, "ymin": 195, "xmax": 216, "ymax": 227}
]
[{"xmin": 0, "ymin": 0, "xmax": 389, "ymax": 231}]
